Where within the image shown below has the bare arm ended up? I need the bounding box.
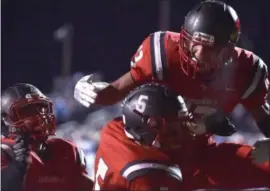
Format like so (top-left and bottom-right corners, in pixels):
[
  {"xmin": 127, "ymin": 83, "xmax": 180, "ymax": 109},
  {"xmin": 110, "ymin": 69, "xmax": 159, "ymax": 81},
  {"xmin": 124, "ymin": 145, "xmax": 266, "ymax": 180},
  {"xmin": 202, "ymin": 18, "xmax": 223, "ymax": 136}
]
[
  {"xmin": 95, "ymin": 72, "xmax": 137, "ymax": 105},
  {"xmin": 95, "ymin": 34, "xmax": 154, "ymax": 105},
  {"xmin": 75, "ymin": 33, "xmax": 155, "ymax": 107}
]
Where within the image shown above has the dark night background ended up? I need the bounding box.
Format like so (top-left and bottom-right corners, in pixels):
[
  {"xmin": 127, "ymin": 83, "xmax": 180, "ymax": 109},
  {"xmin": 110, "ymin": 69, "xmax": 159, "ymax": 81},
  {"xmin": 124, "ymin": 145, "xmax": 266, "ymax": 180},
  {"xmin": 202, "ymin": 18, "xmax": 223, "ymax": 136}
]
[{"xmin": 2, "ymin": 0, "xmax": 270, "ymax": 92}]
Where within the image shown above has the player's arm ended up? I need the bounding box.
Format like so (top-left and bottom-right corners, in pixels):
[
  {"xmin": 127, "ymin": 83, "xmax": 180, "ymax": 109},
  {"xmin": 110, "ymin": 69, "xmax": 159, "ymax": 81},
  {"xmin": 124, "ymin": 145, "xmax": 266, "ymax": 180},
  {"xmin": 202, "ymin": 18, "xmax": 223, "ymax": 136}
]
[
  {"xmin": 75, "ymin": 147, "xmax": 94, "ymax": 191},
  {"xmin": 74, "ymin": 31, "xmax": 168, "ymax": 107},
  {"xmin": 121, "ymin": 161, "xmax": 183, "ymax": 191},
  {"xmin": 240, "ymin": 54, "xmax": 270, "ymax": 137},
  {"xmin": 95, "ymin": 72, "xmax": 138, "ymax": 105},
  {"xmin": 1, "ymin": 152, "xmax": 25, "ymax": 191},
  {"xmin": 94, "ymin": 34, "xmax": 154, "ymax": 105},
  {"xmin": 1, "ymin": 136, "xmax": 30, "ymax": 191},
  {"xmin": 248, "ymin": 102, "xmax": 270, "ymax": 138}
]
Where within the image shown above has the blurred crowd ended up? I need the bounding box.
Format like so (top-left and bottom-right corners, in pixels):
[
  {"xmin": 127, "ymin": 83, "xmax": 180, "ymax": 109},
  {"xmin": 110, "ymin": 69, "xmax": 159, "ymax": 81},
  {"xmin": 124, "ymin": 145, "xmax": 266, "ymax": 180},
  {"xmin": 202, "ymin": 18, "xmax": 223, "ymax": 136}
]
[
  {"xmin": 48, "ymin": 73, "xmax": 121, "ymax": 175},
  {"xmin": 47, "ymin": 73, "xmax": 266, "ymax": 178}
]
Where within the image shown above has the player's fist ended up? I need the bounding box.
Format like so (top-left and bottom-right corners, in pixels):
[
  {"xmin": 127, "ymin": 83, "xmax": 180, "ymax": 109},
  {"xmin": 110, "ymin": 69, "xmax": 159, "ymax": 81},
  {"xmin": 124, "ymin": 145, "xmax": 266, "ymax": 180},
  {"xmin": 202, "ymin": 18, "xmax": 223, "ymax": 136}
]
[
  {"xmin": 251, "ymin": 138, "xmax": 270, "ymax": 164},
  {"xmin": 74, "ymin": 74, "xmax": 109, "ymax": 108},
  {"xmin": 204, "ymin": 110, "xmax": 236, "ymax": 136}
]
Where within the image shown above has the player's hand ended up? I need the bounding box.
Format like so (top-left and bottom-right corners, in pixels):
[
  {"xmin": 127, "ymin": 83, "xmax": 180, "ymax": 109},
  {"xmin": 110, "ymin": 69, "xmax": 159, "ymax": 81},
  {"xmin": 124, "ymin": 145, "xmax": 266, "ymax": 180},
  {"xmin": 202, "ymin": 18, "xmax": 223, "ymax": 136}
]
[
  {"xmin": 204, "ymin": 110, "xmax": 237, "ymax": 136},
  {"xmin": 251, "ymin": 138, "xmax": 270, "ymax": 164},
  {"xmin": 185, "ymin": 116, "xmax": 207, "ymax": 135},
  {"xmin": 74, "ymin": 74, "xmax": 109, "ymax": 108},
  {"xmin": 12, "ymin": 133, "xmax": 31, "ymax": 172}
]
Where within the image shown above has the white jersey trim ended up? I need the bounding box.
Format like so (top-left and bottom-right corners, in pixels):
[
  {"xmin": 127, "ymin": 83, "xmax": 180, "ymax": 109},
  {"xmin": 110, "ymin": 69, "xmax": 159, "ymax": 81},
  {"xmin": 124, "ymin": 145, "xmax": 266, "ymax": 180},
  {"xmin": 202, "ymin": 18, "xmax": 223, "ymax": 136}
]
[
  {"xmin": 241, "ymin": 57, "xmax": 267, "ymax": 99},
  {"xmin": 153, "ymin": 32, "xmax": 164, "ymax": 80},
  {"xmin": 150, "ymin": 31, "xmax": 167, "ymax": 81}
]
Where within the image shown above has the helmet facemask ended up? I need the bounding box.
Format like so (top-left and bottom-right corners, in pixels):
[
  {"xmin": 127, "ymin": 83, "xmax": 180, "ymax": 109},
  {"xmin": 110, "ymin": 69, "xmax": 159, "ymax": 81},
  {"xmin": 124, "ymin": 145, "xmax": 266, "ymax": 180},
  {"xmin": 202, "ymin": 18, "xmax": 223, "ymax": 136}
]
[
  {"xmin": 3, "ymin": 96, "xmax": 56, "ymax": 141},
  {"xmin": 179, "ymin": 29, "xmax": 236, "ymax": 81},
  {"xmin": 179, "ymin": 0, "xmax": 241, "ymax": 81},
  {"xmin": 131, "ymin": 108, "xmax": 191, "ymax": 150}
]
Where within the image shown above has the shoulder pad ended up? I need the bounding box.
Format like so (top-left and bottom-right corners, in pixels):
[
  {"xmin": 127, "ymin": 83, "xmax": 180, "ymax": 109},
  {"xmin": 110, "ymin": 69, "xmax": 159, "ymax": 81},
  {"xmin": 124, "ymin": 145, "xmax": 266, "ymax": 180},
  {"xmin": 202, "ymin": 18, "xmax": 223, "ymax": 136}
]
[
  {"xmin": 149, "ymin": 31, "xmax": 168, "ymax": 81},
  {"xmin": 48, "ymin": 138, "xmax": 87, "ymax": 168},
  {"xmin": 120, "ymin": 160, "xmax": 182, "ymax": 182},
  {"xmin": 47, "ymin": 138, "xmax": 77, "ymax": 157},
  {"xmin": 47, "ymin": 137, "xmax": 74, "ymax": 147}
]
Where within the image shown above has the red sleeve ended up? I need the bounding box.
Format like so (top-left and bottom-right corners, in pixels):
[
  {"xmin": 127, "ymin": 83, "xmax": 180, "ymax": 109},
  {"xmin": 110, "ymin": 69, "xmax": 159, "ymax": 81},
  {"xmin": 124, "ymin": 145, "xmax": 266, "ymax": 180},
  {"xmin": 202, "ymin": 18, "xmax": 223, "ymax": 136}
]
[
  {"xmin": 129, "ymin": 171, "xmax": 182, "ymax": 191},
  {"xmin": 129, "ymin": 34, "xmax": 152, "ymax": 83},
  {"xmin": 130, "ymin": 31, "xmax": 168, "ymax": 83},
  {"xmin": 240, "ymin": 55, "xmax": 269, "ymax": 111}
]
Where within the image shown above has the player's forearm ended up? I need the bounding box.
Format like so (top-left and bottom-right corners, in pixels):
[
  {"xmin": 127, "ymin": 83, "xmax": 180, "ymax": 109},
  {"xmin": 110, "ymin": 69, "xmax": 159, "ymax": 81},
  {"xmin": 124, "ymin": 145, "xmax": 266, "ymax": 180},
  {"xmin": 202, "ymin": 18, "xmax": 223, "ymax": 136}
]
[
  {"xmin": 95, "ymin": 73, "xmax": 137, "ymax": 105},
  {"xmin": 95, "ymin": 84, "xmax": 127, "ymax": 105}
]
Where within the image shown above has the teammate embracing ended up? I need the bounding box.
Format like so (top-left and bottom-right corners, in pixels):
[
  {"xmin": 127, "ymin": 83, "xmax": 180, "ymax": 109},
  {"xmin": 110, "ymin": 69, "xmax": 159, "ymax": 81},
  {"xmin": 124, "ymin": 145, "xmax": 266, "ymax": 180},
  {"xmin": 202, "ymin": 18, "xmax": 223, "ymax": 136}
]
[
  {"xmin": 93, "ymin": 83, "xmax": 270, "ymax": 190},
  {"xmin": 75, "ymin": 0, "xmax": 270, "ymax": 190}
]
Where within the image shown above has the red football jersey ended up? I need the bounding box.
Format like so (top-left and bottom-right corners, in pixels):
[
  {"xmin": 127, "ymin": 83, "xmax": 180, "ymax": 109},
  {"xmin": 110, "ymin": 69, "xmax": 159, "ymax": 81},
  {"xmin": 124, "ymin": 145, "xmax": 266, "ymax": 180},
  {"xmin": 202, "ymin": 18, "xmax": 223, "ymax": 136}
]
[
  {"xmin": 130, "ymin": 31, "xmax": 269, "ymax": 118},
  {"xmin": 1, "ymin": 137, "xmax": 92, "ymax": 191},
  {"xmin": 93, "ymin": 118, "xmax": 270, "ymax": 190},
  {"xmin": 93, "ymin": 117, "xmax": 183, "ymax": 190}
]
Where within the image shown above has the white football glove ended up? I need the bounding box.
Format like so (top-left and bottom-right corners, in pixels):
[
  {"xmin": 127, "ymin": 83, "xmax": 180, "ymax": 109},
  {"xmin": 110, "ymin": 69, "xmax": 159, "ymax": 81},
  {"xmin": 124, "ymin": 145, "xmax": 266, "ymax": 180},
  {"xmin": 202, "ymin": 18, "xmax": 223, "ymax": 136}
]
[
  {"xmin": 74, "ymin": 74, "xmax": 109, "ymax": 108},
  {"xmin": 251, "ymin": 138, "xmax": 270, "ymax": 164}
]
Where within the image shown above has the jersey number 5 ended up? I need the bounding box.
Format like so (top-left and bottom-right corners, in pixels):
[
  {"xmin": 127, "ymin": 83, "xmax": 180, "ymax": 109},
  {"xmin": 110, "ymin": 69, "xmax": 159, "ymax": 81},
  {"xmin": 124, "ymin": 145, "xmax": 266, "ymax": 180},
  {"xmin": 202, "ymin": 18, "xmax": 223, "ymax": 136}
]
[{"xmin": 94, "ymin": 158, "xmax": 108, "ymax": 190}]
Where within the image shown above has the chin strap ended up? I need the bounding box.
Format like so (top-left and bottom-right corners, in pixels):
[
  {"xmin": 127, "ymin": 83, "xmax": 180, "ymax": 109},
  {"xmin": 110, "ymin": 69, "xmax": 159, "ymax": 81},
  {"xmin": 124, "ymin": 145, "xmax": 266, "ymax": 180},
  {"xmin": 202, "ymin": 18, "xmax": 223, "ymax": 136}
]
[{"xmin": 36, "ymin": 142, "xmax": 50, "ymax": 160}]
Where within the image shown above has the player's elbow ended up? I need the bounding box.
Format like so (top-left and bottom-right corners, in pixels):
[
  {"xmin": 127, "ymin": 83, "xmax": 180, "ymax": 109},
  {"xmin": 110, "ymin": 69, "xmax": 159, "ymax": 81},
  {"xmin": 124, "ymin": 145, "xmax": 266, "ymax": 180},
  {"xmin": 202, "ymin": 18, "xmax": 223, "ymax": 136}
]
[{"xmin": 112, "ymin": 72, "xmax": 137, "ymax": 92}]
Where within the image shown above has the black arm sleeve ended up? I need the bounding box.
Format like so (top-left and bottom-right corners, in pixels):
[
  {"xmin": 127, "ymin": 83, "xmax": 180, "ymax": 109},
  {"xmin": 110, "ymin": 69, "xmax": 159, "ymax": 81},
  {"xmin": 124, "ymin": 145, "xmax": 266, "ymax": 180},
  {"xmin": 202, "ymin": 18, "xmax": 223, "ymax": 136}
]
[
  {"xmin": 1, "ymin": 162, "xmax": 27, "ymax": 191},
  {"xmin": 1, "ymin": 140, "xmax": 29, "ymax": 191}
]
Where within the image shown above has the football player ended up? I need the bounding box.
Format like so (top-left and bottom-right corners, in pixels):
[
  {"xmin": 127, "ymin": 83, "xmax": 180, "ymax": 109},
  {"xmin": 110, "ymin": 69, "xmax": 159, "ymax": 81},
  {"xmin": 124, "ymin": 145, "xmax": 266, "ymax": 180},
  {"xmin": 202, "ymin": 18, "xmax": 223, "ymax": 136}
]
[
  {"xmin": 1, "ymin": 83, "xmax": 94, "ymax": 191},
  {"xmin": 94, "ymin": 83, "xmax": 270, "ymax": 190},
  {"xmin": 74, "ymin": 0, "xmax": 269, "ymax": 161},
  {"xmin": 94, "ymin": 83, "xmax": 188, "ymax": 190}
]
